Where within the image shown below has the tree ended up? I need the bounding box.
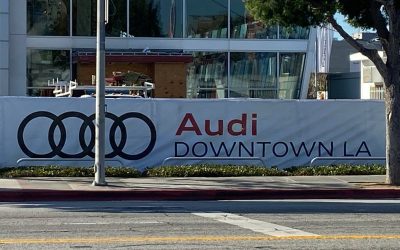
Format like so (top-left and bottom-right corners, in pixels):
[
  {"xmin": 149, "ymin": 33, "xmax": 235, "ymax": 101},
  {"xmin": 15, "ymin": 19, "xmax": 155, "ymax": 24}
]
[{"xmin": 245, "ymin": 0, "xmax": 400, "ymax": 185}]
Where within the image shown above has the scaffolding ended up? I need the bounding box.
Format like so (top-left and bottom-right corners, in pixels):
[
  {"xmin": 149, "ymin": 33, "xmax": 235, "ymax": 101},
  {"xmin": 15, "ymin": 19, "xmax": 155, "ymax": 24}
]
[{"xmin": 48, "ymin": 78, "xmax": 155, "ymax": 98}]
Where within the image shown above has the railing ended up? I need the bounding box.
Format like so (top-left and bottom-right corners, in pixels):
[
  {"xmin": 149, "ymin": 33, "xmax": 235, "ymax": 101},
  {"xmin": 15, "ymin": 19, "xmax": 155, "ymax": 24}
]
[
  {"xmin": 77, "ymin": 51, "xmax": 193, "ymax": 57},
  {"xmin": 309, "ymin": 156, "xmax": 386, "ymax": 167},
  {"xmin": 48, "ymin": 79, "xmax": 155, "ymax": 98},
  {"xmin": 17, "ymin": 158, "xmax": 123, "ymax": 167},
  {"xmin": 162, "ymin": 157, "xmax": 267, "ymax": 166}
]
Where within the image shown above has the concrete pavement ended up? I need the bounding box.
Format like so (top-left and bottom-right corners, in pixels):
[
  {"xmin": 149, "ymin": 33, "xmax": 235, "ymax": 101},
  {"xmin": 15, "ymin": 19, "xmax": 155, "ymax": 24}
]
[{"xmin": 2, "ymin": 175, "xmax": 400, "ymax": 201}]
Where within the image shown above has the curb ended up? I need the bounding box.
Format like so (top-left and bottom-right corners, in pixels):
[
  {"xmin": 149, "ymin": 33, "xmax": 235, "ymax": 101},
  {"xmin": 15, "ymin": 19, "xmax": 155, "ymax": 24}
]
[{"xmin": 1, "ymin": 188, "xmax": 400, "ymax": 202}]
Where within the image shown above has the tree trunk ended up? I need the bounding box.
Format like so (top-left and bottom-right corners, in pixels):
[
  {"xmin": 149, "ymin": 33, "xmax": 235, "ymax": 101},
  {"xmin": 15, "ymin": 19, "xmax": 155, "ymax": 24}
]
[{"xmin": 385, "ymin": 82, "xmax": 400, "ymax": 185}]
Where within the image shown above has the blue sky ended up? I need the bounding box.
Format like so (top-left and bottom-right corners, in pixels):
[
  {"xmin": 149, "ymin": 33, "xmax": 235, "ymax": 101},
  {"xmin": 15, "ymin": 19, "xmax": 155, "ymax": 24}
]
[{"xmin": 334, "ymin": 13, "xmax": 358, "ymax": 39}]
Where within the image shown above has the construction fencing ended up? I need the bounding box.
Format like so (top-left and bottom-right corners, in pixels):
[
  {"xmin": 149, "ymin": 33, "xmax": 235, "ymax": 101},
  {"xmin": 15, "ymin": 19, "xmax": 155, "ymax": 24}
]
[{"xmin": 0, "ymin": 97, "xmax": 385, "ymax": 170}]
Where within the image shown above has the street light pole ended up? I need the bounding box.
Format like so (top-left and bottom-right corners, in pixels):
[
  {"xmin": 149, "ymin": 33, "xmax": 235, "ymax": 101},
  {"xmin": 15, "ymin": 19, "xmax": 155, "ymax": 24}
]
[{"xmin": 93, "ymin": 0, "xmax": 107, "ymax": 186}]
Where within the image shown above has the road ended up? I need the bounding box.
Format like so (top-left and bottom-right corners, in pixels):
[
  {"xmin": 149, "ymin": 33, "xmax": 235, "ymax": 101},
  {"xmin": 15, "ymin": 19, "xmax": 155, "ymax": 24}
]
[{"xmin": 0, "ymin": 199, "xmax": 400, "ymax": 249}]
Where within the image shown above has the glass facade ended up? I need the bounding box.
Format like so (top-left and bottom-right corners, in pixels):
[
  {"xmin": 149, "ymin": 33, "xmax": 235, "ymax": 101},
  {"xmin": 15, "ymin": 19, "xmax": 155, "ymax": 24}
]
[
  {"xmin": 73, "ymin": 0, "xmax": 127, "ymax": 37},
  {"xmin": 186, "ymin": 0, "xmax": 228, "ymax": 38},
  {"xmin": 279, "ymin": 53, "xmax": 305, "ymax": 99},
  {"xmin": 230, "ymin": 52, "xmax": 277, "ymax": 98},
  {"xmin": 279, "ymin": 26, "xmax": 309, "ymax": 39},
  {"xmin": 230, "ymin": 0, "xmax": 277, "ymax": 39},
  {"xmin": 129, "ymin": 0, "xmax": 183, "ymax": 37},
  {"xmin": 27, "ymin": 0, "xmax": 70, "ymax": 36},
  {"xmin": 27, "ymin": 49, "xmax": 70, "ymax": 96},
  {"xmin": 25, "ymin": 0, "xmax": 310, "ymax": 99},
  {"xmin": 187, "ymin": 52, "xmax": 228, "ymax": 98},
  {"xmin": 186, "ymin": 52, "xmax": 305, "ymax": 99}
]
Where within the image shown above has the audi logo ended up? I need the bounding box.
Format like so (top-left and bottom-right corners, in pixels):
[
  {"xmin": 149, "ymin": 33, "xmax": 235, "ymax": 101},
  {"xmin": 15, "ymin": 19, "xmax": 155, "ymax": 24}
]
[{"xmin": 17, "ymin": 111, "xmax": 156, "ymax": 160}]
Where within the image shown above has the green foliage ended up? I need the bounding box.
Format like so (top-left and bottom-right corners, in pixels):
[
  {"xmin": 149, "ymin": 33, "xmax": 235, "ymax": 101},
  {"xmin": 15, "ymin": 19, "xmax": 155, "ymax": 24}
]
[
  {"xmin": 336, "ymin": 0, "xmax": 386, "ymax": 29},
  {"xmin": 0, "ymin": 164, "xmax": 385, "ymax": 178},
  {"xmin": 245, "ymin": 0, "xmax": 336, "ymax": 27},
  {"xmin": 245, "ymin": 0, "xmax": 386, "ymax": 30},
  {"xmin": 0, "ymin": 166, "xmax": 92, "ymax": 178},
  {"xmin": 285, "ymin": 164, "xmax": 385, "ymax": 176},
  {"xmin": 143, "ymin": 164, "xmax": 287, "ymax": 177},
  {"xmin": 105, "ymin": 167, "xmax": 142, "ymax": 177},
  {"xmin": 0, "ymin": 166, "xmax": 141, "ymax": 178}
]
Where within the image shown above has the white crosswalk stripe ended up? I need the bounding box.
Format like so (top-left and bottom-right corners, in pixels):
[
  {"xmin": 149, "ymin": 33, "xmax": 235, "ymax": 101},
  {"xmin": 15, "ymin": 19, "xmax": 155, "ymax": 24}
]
[{"xmin": 193, "ymin": 212, "xmax": 318, "ymax": 237}]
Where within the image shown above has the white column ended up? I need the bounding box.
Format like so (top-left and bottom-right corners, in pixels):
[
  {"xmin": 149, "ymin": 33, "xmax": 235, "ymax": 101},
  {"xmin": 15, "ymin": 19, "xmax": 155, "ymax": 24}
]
[
  {"xmin": 0, "ymin": 0, "xmax": 9, "ymax": 95},
  {"xmin": 9, "ymin": 0, "xmax": 26, "ymax": 96},
  {"xmin": 299, "ymin": 27, "xmax": 317, "ymax": 99}
]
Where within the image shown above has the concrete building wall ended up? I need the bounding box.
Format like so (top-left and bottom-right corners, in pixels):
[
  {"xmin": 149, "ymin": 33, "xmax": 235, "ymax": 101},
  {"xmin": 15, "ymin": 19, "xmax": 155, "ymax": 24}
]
[
  {"xmin": 329, "ymin": 40, "xmax": 358, "ymax": 73},
  {"xmin": 9, "ymin": 0, "xmax": 26, "ymax": 96},
  {"xmin": 0, "ymin": 0, "xmax": 9, "ymax": 95},
  {"xmin": 328, "ymin": 72, "xmax": 360, "ymax": 99}
]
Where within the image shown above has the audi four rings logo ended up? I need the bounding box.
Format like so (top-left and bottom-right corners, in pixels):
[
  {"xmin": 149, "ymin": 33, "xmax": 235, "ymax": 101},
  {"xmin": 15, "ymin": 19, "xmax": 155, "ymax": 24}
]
[{"xmin": 17, "ymin": 111, "xmax": 156, "ymax": 160}]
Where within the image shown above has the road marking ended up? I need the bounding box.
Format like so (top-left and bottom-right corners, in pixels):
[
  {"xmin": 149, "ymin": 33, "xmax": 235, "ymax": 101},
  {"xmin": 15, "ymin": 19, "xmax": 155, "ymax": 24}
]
[
  {"xmin": 1, "ymin": 235, "xmax": 400, "ymax": 245},
  {"xmin": 64, "ymin": 221, "xmax": 162, "ymax": 225},
  {"xmin": 193, "ymin": 212, "xmax": 318, "ymax": 237},
  {"xmin": 225, "ymin": 199, "xmax": 400, "ymax": 204}
]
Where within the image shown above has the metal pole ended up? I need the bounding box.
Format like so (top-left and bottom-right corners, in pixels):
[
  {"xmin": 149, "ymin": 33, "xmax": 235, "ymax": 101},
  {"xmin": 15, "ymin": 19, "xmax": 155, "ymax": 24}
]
[
  {"xmin": 315, "ymin": 34, "xmax": 318, "ymax": 99},
  {"xmin": 93, "ymin": 0, "xmax": 107, "ymax": 186}
]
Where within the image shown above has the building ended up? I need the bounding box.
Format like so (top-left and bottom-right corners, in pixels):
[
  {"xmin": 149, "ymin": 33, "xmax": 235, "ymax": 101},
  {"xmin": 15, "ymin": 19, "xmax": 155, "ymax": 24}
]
[
  {"xmin": 0, "ymin": 0, "xmax": 318, "ymax": 99},
  {"xmin": 350, "ymin": 51, "xmax": 385, "ymax": 100},
  {"xmin": 329, "ymin": 39, "xmax": 359, "ymax": 74},
  {"xmin": 326, "ymin": 32, "xmax": 382, "ymax": 99},
  {"xmin": 329, "ymin": 32, "xmax": 380, "ymax": 74},
  {"xmin": 346, "ymin": 32, "xmax": 384, "ymax": 100}
]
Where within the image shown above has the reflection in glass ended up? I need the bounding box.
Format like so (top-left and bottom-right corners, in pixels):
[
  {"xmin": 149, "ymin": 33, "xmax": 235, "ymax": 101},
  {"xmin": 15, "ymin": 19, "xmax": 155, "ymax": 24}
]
[
  {"xmin": 279, "ymin": 53, "xmax": 305, "ymax": 99},
  {"xmin": 230, "ymin": 0, "xmax": 277, "ymax": 39},
  {"xmin": 279, "ymin": 26, "xmax": 309, "ymax": 39},
  {"xmin": 129, "ymin": 0, "xmax": 182, "ymax": 37},
  {"xmin": 230, "ymin": 52, "xmax": 277, "ymax": 98},
  {"xmin": 186, "ymin": 52, "xmax": 227, "ymax": 98},
  {"xmin": 106, "ymin": 0, "xmax": 128, "ymax": 36},
  {"xmin": 73, "ymin": 0, "xmax": 127, "ymax": 37},
  {"xmin": 186, "ymin": 0, "xmax": 228, "ymax": 38},
  {"xmin": 27, "ymin": 0, "xmax": 70, "ymax": 36},
  {"xmin": 27, "ymin": 49, "xmax": 70, "ymax": 96}
]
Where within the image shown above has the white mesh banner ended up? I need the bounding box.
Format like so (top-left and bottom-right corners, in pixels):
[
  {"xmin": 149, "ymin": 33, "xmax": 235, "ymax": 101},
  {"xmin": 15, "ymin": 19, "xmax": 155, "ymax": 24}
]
[
  {"xmin": 317, "ymin": 25, "xmax": 333, "ymax": 73},
  {"xmin": 0, "ymin": 98, "xmax": 385, "ymax": 169}
]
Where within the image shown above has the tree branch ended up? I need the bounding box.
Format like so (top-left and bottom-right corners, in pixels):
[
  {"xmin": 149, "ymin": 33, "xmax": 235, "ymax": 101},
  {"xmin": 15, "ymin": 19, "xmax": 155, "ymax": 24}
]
[
  {"xmin": 369, "ymin": 2, "xmax": 389, "ymax": 51},
  {"xmin": 385, "ymin": 1, "xmax": 400, "ymax": 72},
  {"xmin": 327, "ymin": 15, "xmax": 387, "ymax": 79}
]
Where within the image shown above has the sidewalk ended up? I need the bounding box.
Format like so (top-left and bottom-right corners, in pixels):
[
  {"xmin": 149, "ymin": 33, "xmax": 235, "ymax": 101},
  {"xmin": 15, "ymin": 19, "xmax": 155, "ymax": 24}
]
[{"xmin": 1, "ymin": 175, "xmax": 400, "ymax": 202}]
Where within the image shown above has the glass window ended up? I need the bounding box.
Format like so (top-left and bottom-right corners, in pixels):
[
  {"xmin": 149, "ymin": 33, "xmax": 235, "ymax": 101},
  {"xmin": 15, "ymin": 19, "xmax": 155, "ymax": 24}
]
[
  {"xmin": 186, "ymin": 52, "xmax": 228, "ymax": 98},
  {"xmin": 279, "ymin": 26, "xmax": 309, "ymax": 39},
  {"xmin": 129, "ymin": 0, "xmax": 183, "ymax": 37},
  {"xmin": 370, "ymin": 85, "xmax": 384, "ymax": 100},
  {"xmin": 186, "ymin": 0, "xmax": 228, "ymax": 38},
  {"xmin": 363, "ymin": 66, "xmax": 373, "ymax": 83},
  {"xmin": 230, "ymin": 52, "xmax": 277, "ymax": 98},
  {"xmin": 27, "ymin": 0, "xmax": 70, "ymax": 36},
  {"xmin": 363, "ymin": 65, "xmax": 384, "ymax": 84},
  {"xmin": 279, "ymin": 53, "xmax": 305, "ymax": 99},
  {"xmin": 73, "ymin": 0, "xmax": 96, "ymax": 36},
  {"xmin": 230, "ymin": 0, "xmax": 277, "ymax": 39},
  {"xmin": 107, "ymin": 0, "xmax": 128, "ymax": 36},
  {"xmin": 27, "ymin": 49, "xmax": 70, "ymax": 96},
  {"xmin": 73, "ymin": 0, "xmax": 127, "ymax": 37}
]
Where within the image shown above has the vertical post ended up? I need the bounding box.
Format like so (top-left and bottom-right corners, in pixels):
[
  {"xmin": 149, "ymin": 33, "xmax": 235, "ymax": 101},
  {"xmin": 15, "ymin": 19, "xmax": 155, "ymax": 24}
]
[
  {"xmin": 93, "ymin": 0, "xmax": 107, "ymax": 186},
  {"xmin": 315, "ymin": 32, "xmax": 318, "ymax": 99}
]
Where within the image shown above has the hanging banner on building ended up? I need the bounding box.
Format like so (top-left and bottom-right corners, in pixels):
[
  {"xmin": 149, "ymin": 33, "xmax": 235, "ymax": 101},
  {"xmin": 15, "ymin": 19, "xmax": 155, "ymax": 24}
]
[
  {"xmin": 0, "ymin": 98, "xmax": 385, "ymax": 170},
  {"xmin": 317, "ymin": 25, "xmax": 334, "ymax": 73}
]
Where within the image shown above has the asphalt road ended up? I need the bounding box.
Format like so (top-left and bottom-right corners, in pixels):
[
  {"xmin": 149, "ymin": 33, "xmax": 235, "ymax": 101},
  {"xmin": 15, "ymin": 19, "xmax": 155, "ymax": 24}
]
[{"xmin": 1, "ymin": 199, "xmax": 400, "ymax": 249}]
